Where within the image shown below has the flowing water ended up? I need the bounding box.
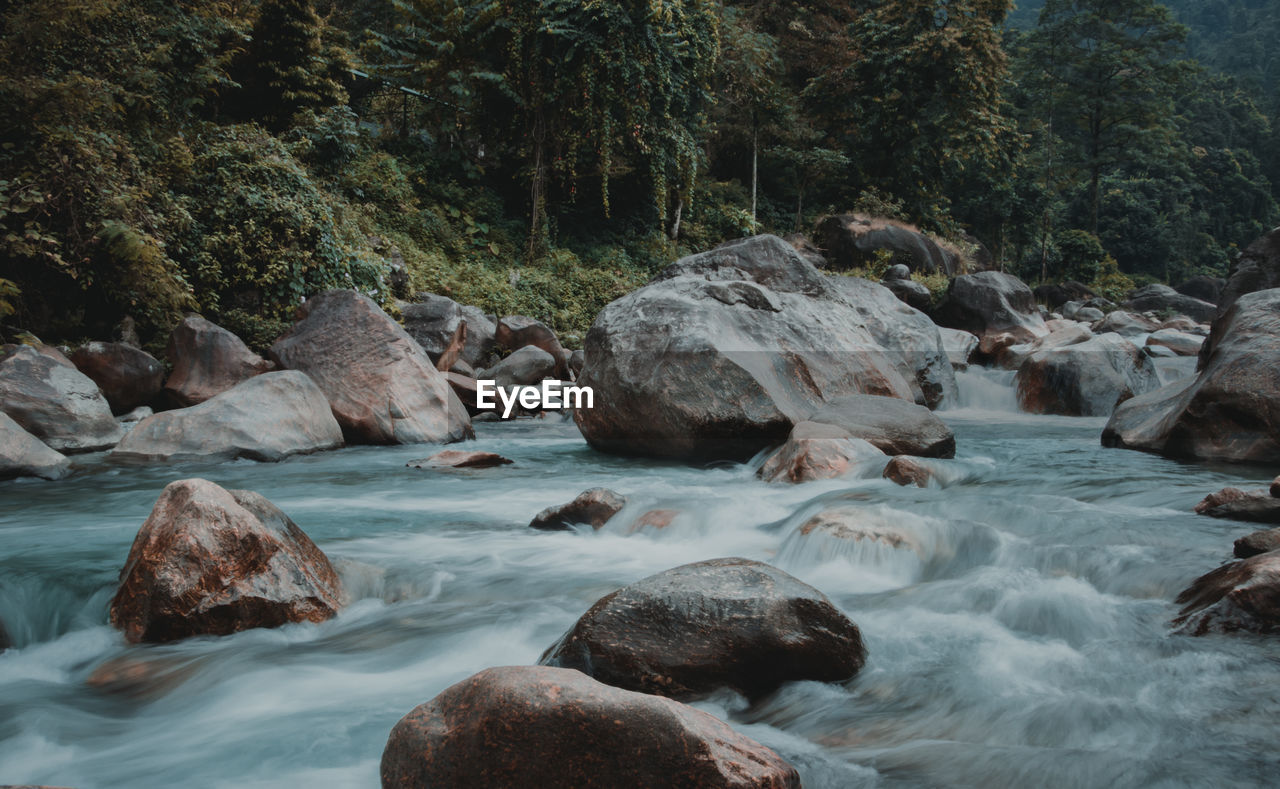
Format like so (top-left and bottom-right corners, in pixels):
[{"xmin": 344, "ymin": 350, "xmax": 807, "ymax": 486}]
[{"xmin": 1, "ymin": 369, "xmax": 1277, "ymax": 788}]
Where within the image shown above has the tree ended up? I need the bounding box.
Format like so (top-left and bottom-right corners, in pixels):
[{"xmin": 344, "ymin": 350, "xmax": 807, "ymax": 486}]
[
  {"xmin": 237, "ymin": 0, "xmax": 348, "ymax": 131},
  {"xmin": 1025, "ymin": 0, "xmax": 1190, "ymax": 235}
]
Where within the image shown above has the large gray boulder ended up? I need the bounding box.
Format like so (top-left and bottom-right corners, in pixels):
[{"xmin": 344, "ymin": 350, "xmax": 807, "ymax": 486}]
[
  {"xmin": 0, "ymin": 410, "xmax": 70, "ymax": 480},
  {"xmin": 1123, "ymin": 284, "xmax": 1216, "ymax": 324},
  {"xmin": 814, "ymin": 214, "xmax": 958, "ymax": 275},
  {"xmin": 381, "ymin": 665, "xmax": 800, "ymax": 789},
  {"xmin": 933, "ymin": 271, "xmax": 1048, "ymax": 348},
  {"xmin": 1103, "ymin": 288, "xmax": 1280, "ymax": 462},
  {"xmin": 487, "ymin": 345, "xmax": 557, "ymax": 389},
  {"xmin": 1017, "ymin": 333, "xmax": 1160, "ymax": 416},
  {"xmin": 401, "ymin": 294, "xmax": 497, "ymax": 369},
  {"xmin": 163, "ymin": 316, "xmax": 273, "ymax": 407},
  {"xmin": 111, "ymin": 371, "xmax": 343, "ymax": 463},
  {"xmin": 575, "ymin": 235, "xmax": 953, "ymax": 460},
  {"xmin": 806, "ymin": 394, "xmax": 956, "ymax": 457},
  {"xmin": 1217, "ymin": 227, "xmax": 1280, "ymax": 316},
  {"xmin": 269, "ymin": 290, "xmax": 472, "ymax": 445},
  {"xmin": 0, "ymin": 345, "xmax": 124, "ymax": 453},
  {"xmin": 539, "ymin": 558, "xmax": 866, "ymax": 700}
]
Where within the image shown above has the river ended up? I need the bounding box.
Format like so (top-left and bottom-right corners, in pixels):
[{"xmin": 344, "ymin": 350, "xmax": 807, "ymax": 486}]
[{"xmin": 1, "ymin": 368, "xmax": 1277, "ymax": 788}]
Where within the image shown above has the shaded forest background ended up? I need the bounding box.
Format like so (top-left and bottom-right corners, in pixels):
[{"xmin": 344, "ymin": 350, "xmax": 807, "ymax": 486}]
[{"xmin": 0, "ymin": 0, "xmax": 1276, "ymax": 351}]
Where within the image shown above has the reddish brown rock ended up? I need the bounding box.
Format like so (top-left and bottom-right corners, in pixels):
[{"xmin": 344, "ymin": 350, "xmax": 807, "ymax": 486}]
[
  {"xmin": 1195, "ymin": 487, "xmax": 1251, "ymax": 514},
  {"xmin": 628, "ymin": 508, "xmax": 680, "ymax": 533},
  {"xmin": 539, "ymin": 557, "xmax": 866, "ymax": 700},
  {"xmin": 445, "ymin": 372, "xmax": 479, "ymax": 413},
  {"xmin": 86, "ymin": 654, "xmax": 199, "ymax": 699},
  {"xmin": 109, "ymin": 478, "xmax": 343, "ymax": 643},
  {"xmin": 529, "ymin": 488, "xmax": 627, "ymax": 531},
  {"xmin": 68, "ymin": 341, "xmax": 164, "ymax": 415},
  {"xmin": 1173, "ymin": 551, "xmax": 1280, "ymax": 635},
  {"xmin": 163, "ymin": 316, "xmax": 273, "ymax": 407},
  {"xmin": 1234, "ymin": 528, "xmax": 1280, "ymax": 559},
  {"xmin": 883, "ymin": 456, "xmax": 933, "ymax": 488},
  {"xmin": 269, "ymin": 289, "xmax": 472, "ymax": 445},
  {"xmin": 1194, "ymin": 487, "xmax": 1280, "ymax": 524},
  {"xmin": 495, "ymin": 315, "xmax": 567, "ymax": 372},
  {"xmin": 407, "ymin": 450, "xmax": 512, "ymax": 469},
  {"xmin": 758, "ymin": 424, "xmax": 885, "ymax": 484},
  {"xmin": 434, "ymin": 321, "xmax": 466, "ymax": 373},
  {"xmin": 381, "ymin": 665, "xmax": 800, "ymax": 789}
]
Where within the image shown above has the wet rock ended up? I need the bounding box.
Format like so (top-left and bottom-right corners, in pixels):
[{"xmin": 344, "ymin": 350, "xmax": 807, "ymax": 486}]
[
  {"xmin": 86, "ymin": 654, "xmax": 199, "ymax": 699},
  {"xmin": 68, "ymin": 342, "xmax": 164, "ymax": 415},
  {"xmin": 269, "ymin": 289, "xmax": 472, "ymax": 445},
  {"xmin": 1273, "ymin": 476, "xmax": 1280, "ymax": 498},
  {"xmin": 628, "ymin": 508, "xmax": 681, "ymax": 533},
  {"xmin": 111, "ymin": 372, "xmax": 342, "ymax": 463},
  {"xmin": 1002, "ymin": 322, "xmax": 1093, "ymax": 370},
  {"xmin": 1075, "ymin": 306, "xmax": 1105, "ymax": 322},
  {"xmin": 539, "ymin": 557, "xmax": 866, "ymax": 700},
  {"xmin": 1091, "ymin": 310, "xmax": 1160, "ymax": 339},
  {"xmin": 576, "ymin": 235, "xmax": 939, "ymax": 460},
  {"xmin": 758, "ymin": 424, "xmax": 885, "ymax": 484},
  {"xmin": 163, "ymin": 316, "xmax": 274, "ymax": 408},
  {"xmin": 486, "ymin": 345, "xmax": 557, "ymax": 389},
  {"xmin": 1194, "ymin": 488, "xmax": 1280, "ymax": 524},
  {"xmin": 0, "ymin": 345, "xmax": 124, "ymax": 453},
  {"xmin": 937, "ymin": 327, "xmax": 978, "ymax": 370},
  {"xmin": 1145, "ymin": 329, "xmax": 1203, "ymax": 357},
  {"xmin": 883, "ymin": 456, "xmax": 933, "ymax": 488},
  {"xmin": 529, "ymin": 488, "xmax": 627, "ymax": 531},
  {"xmin": 407, "ymin": 449, "xmax": 512, "ymax": 469},
  {"xmin": 109, "ymin": 478, "xmax": 343, "ymax": 643},
  {"xmin": 814, "ymin": 214, "xmax": 958, "ymax": 275},
  {"xmin": 495, "ymin": 315, "xmax": 567, "ymax": 377},
  {"xmin": 1217, "ymin": 227, "xmax": 1279, "ymax": 316},
  {"xmin": 807, "ymin": 394, "xmax": 956, "ymax": 458},
  {"xmin": 933, "ymin": 271, "xmax": 1048, "ymax": 351},
  {"xmin": 1175, "ymin": 275, "xmax": 1225, "ymax": 305},
  {"xmin": 1103, "ymin": 289, "xmax": 1280, "ymax": 463},
  {"xmin": 1016, "ymin": 334, "xmax": 1160, "ymax": 417},
  {"xmin": 401, "ymin": 294, "xmax": 497, "ymax": 370},
  {"xmin": 1123, "ymin": 284, "xmax": 1216, "ymax": 324},
  {"xmin": 380, "ymin": 665, "xmax": 801, "ymax": 789},
  {"xmin": 0, "ymin": 411, "xmax": 70, "ymax": 481},
  {"xmin": 794, "ymin": 508, "xmax": 923, "ymax": 553},
  {"xmin": 1235, "ymin": 528, "xmax": 1280, "ymax": 559},
  {"xmin": 1172, "ymin": 551, "xmax": 1280, "ymax": 636}
]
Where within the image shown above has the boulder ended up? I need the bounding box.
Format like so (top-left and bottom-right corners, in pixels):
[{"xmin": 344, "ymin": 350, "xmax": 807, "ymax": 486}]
[
  {"xmin": 568, "ymin": 349, "xmax": 585, "ymax": 378},
  {"xmin": 1034, "ymin": 281, "xmax": 1095, "ymax": 310},
  {"xmin": 1172, "ymin": 551, "xmax": 1280, "ymax": 636},
  {"xmin": 1217, "ymin": 227, "xmax": 1280, "ymax": 316},
  {"xmin": 1194, "ymin": 488, "xmax": 1280, "ymax": 524},
  {"xmin": 1274, "ymin": 476, "xmax": 1280, "ymax": 498},
  {"xmin": 1175, "ymin": 275, "xmax": 1226, "ymax": 305},
  {"xmin": 1103, "ymin": 289, "xmax": 1280, "ymax": 463},
  {"xmin": 109, "ymin": 478, "xmax": 343, "ymax": 643},
  {"xmin": 937, "ymin": 327, "xmax": 979, "ymax": 369},
  {"xmin": 783, "ymin": 232, "xmax": 826, "ymax": 268},
  {"xmin": 933, "ymin": 271, "xmax": 1048, "ymax": 351},
  {"xmin": 806, "ymin": 394, "xmax": 956, "ymax": 457},
  {"xmin": 445, "ymin": 372, "xmax": 479, "ymax": 413},
  {"xmin": 269, "ymin": 289, "xmax": 472, "ymax": 445},
  {"xmin": 1145, "ymin": 329, "xmax": 1203, "ymax": 357},
  {"xmin": 529, "ymin": 488, "xmax": 628, "ymax": 531},
  {"xmin": 1016, "ymin": 334, "xmax": 1160, "ymax": 417},
  {"xmin": 163, "ymin": 316, "xmax": 273, "ymax": 408},
  {"xmin": 758, "ymin": 424, "xmax": 886, "ymax": 484},
  {"xmin": 1075, "ymin": 306, "xmax": 1105, "ymax": 323},
  {"xmin": 401, "ymin": 294, "xmax": 497, "ymax": 369},
  {"xmin": 495, "ymin": 315, "xmax": 567, "ymax": 377},
  {"xmin": 111, "ymin": 372, "xmax": 343, "ymax": 463},
  {"xmin": 381, "ymin": 665, "xmax": 800, "ymax": 789},
  {"xmin": 1235, "ymin": 528, "xmax": 1280, "ymax": 559},
  {"xmin": 406, "ymin": 450, "xmax": 512, "ymax": 469},
  {"xmin": 575, "ymin": 235, "xmax": 941, "ymax": 460},
  {"xmin": 1123, "ymin": 284, "xmax": 1216, "ymax": 324},
  {"xmin": 884, "ymin": 277, "xmax": 932, "ymax": 311},
  {"xmin": 0, "ymin": 411, "xmax": 71, "ymax": 481},
  {"xmin": 486, "ymin": 345, "xmax": 557, "ymax": 389},
  {"xmin": 1160, "ymin": 316, "xmax": 1206, "ymax": 334},
  {"xmin": 814, "ymin": 214, "xmax": 958, "ymax": 275},
  {"xmin": 0, "ymin": 345, "xmax": 124, "ymax": 453},
  {"xmin": 68, "ymin": 342, "xmax": 164, "ymax": 414},
  {"xmin": 883, "ymin": 456, "xmax": 934, "ymax": 488},
  {"xmin": 883, "ymin": 263, "xmax": 911, "ymax": 281},
  {"xmin": 1001, "ymin": 322, "xmax": 1094, "ymax": 370},
  {"xmin": 539, "ymin": 557, "xmax": 866, "ymax": 700},
  {"xmin": 1091, "ymin": 310, "xmax": 1160, "ymax": 339}
]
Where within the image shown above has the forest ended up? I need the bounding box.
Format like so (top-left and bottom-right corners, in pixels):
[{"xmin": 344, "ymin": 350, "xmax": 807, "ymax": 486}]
[{"xmin": 0, "ymin": 0, "xmax": 1276, "ymax": 350}]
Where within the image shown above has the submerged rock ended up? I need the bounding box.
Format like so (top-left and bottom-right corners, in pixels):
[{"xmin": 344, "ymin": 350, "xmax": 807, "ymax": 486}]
[
  {"xmin": 1173, "ymin": 551, "xmax": 1280, "ymax": 636},
  {"xmin": 0, "ymin": 411, "xmax": 70, "ymax": 481},
  {"xmin": 0, "ymin": 345, "xmax": 124, "ymax": 453},
  {"xmin": 111, "ymin": 372, "xmax": 342, "ymax": 463},
  {"xmin": 163, "ymin": 316, "xmax": 273, "ymax": 407},
  {"xmin": 528, "ymin": 488, "xmax": 628, "ymax": 531},
  {"xmin": 380, "ymin": 665, "xmax": 800, "ymax": 789},
  {"xmin": 407, "ymin": 450, "xmax": 512, "ymax": 469},
  {"xmin": 1103, "ymin": 289, "xmax": 1280, "ymax": 463},
  {"xmin": 109, "ymin": 478, "xmax": 343, "ymax": 643},
  {"xmin": 758, "ymin": 423, "xmax": 885, "ymax": 484},
  {"xmin": 883, "ymin": 456, "xmax": 934, "ymax": 488},
  {"xmin": 1195, "ymin": 488, "xmax": 1280, "ymax": 524},
  {"xmin": 539, "ymin": 557, "xmax": 866, "ymax": 700},
  {"xmin": 269, "ymin": 289, "xmax": 472, "ymax": 445},
  {"xmin": 68, "ymin": 341, "xmax": 164, "ymax": 415}
]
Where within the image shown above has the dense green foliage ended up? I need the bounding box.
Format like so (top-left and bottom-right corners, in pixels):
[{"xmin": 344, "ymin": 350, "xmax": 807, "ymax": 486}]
[{"xmin": 0, "ymin": 0, "xmax": 1275, "ymax": 347}]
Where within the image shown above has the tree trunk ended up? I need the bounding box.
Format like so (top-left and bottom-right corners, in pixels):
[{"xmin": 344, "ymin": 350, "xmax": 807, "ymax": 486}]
[
  {"xmin": 750, "ymin": 123, "xmax": 759, "ymax": 228},
  {"xmin": 668, "ymin": 198, "xmax": 683, "ymax": 241},
  {"xmin": 526, "ymin": 110, "xmax": 548, "ymax": 259}
]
